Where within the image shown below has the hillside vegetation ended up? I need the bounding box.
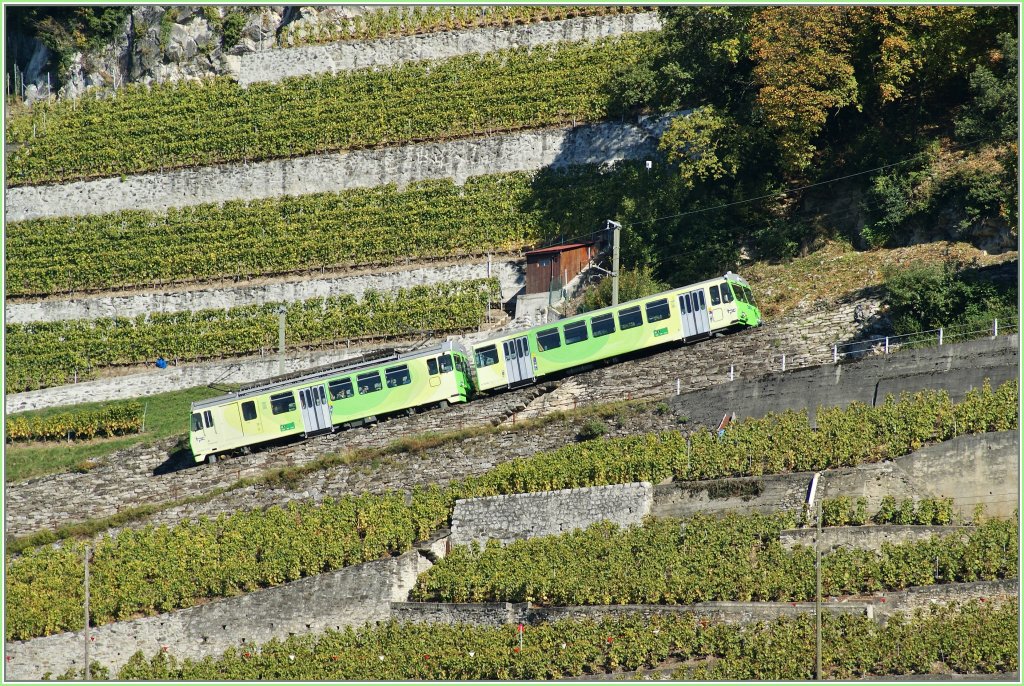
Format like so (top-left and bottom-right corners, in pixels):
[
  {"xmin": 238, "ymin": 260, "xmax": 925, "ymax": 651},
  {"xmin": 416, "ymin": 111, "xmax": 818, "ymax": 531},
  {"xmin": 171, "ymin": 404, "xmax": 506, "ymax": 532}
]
[
  {"xmin": 5, "ymin": 279, "xmax": 499, "ymax": 393},
  {"xmin": 96, "ymin": 601, "xmax": 1020, "ymax": 680},
  {"xmin": 5, "ymin": 33, "xmax": 651, "ymax": 185},
  {"xmin": 6, "ymin": 382, "xmax": 1015, "ymax": 641}
]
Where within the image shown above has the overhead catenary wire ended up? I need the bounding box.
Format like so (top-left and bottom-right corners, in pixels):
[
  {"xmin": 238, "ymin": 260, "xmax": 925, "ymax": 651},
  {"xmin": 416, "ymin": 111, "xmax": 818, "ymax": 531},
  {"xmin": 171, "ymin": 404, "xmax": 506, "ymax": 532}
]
[{"xmin": 619, "ymin": 135, "xmax": 1006, "ymax": 231}]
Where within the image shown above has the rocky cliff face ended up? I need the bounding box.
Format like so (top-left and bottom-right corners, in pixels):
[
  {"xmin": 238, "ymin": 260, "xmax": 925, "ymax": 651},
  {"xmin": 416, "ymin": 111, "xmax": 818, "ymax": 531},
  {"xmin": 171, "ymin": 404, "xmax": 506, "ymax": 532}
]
[{"xmin": 9, "ymin": 5, "xmax": 427, "ymax": 101}]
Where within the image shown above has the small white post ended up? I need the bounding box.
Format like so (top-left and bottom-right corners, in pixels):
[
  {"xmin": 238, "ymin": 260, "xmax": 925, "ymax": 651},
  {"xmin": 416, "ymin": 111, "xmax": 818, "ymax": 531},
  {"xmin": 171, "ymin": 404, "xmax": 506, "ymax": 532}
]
[
  {"xmin": 782, "ymin": 354, "xmax": 786, "ymax": 371},
  {"xmin": 993, "ymin": 318, "xmax": 998, "ymax": 337},
  {"xmin": 884, "ymin": 337, "xmax": 889, "ymax": 354},
  {"xmin": 141, "ymin": 402, "xmax": 148, "ymax": 433},
  {"xmin": 833, "ymin": 345, "xmax": 838, "ymax": 363},
  {"xmin": 939, "ymin": 328, "xmax": 943, "ymax": 346},
  {"xmin": 729, "ymin": 365, "xmax": 734, "ymax": 381},
  {"xmin": 676, "ymin": 379, "xmax": 680, "ymax": 396}
]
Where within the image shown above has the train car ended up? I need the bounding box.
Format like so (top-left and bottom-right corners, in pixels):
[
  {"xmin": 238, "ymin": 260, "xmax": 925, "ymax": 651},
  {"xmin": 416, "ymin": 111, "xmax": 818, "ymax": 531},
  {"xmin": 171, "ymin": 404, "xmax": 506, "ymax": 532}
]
[
  {"xmin": 470, "ymin": 272, "xmax": 761, "ymax": 392},
  {"xmin": 189, "ymin": 342, "xmax": 473, "ymax": 463}
]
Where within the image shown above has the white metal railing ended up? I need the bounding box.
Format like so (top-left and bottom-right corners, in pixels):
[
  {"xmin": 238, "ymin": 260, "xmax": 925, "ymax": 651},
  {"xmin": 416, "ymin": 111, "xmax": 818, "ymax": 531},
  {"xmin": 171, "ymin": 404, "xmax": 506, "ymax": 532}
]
[{"xmin": 829, "ymin": 318, "xmax": 1018, "ymax": 364}]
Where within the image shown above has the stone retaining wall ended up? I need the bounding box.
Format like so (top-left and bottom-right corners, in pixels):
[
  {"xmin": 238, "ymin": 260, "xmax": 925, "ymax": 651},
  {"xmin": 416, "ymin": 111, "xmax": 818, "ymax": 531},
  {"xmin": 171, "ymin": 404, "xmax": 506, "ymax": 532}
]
[
  {"xmin": 5, "ymin": 323, "xmax": 1017, "ymax": 540},
  {"xmin": 5, "ymin": 326, "xmax": 506, "ymax": 414},
  {"xmin": 449, "ymin": 482, "xmax": 653, "ymax": 547},
  {"xmin": 5, "ymin": 258, "xmax": 524, "ymax": 324},
  {"xmin": 5, "ymin": 117, "xmax": 674, "ymax": 222},
  {"xmin": 780, "ymin": 525, "xmax": 973, "ymax": 552},
  {"xmin": 239, "ymin": 12, "xmax": 661, "ymax": 86},
  {"xmin": 389, "ymin": 579, "xmax": 1018, "ymax": 629},
  {"xmin": 3, "ymin": 550, "xmax": 429, "ymax": 681}
]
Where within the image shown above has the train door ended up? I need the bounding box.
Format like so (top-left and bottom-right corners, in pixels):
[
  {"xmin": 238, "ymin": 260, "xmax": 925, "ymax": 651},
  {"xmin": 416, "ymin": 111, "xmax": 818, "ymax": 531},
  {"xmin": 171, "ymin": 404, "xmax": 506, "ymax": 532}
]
[
  {"xmin": 502, "ymin": 335, "xmax": 535, "ymax": 386},
  {"xmin": 298, "ymin": 384, "xmax": 332, "ymax": 435},
  {"xmin": 679, "ymin": 290, "xmax": 711, "ymax": 339}
]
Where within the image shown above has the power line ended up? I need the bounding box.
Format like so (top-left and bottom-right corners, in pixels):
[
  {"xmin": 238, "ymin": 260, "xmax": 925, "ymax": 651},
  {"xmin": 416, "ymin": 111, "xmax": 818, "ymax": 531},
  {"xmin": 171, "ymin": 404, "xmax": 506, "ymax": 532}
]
[{"xmin": 620, "ymin": 136, "xmax": 1005, "ymax": 229}]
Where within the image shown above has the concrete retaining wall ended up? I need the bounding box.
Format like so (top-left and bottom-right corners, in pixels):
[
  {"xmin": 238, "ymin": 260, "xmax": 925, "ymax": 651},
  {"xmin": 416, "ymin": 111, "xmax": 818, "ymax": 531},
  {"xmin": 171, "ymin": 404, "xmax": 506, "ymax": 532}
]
[
  {"xmin": 3, "ymin": 550, "xmax": 429, "ymax": 681},
  {"xmin": 240, "ymin": 12, "xmax": 661, "ymax": 86},
  {"xmin": 450, "ymin": 482, "xmax": 653, "ymax": 547},
  {"xmin": 6, "ymin": 258, "xmax": 524, "ymax": 324},
  {"xmin": 650, "ymin": 431, "xmax": 1019, "ymax": 523},
  {"xmin": 5, "ymin": 117, "xmax": 673, "ymax": 222},
  {"xmin": 668, "ymin": 334, "xmax": 1019, "ymax": 428},
  {"xmin": 894, "ymin": 431, "xmax": 1020, "ymax": 520}
]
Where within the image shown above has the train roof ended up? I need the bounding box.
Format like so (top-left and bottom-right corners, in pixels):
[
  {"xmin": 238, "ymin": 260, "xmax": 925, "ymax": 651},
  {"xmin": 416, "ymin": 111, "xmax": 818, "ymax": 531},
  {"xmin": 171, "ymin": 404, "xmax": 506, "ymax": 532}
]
[
  {"xmin": 468, "ymin": 272, "xmax": 754, "ymax": 348},
  {"xmin": 191, "ymin": 340, "xmax": 466, "ymax": 411}
]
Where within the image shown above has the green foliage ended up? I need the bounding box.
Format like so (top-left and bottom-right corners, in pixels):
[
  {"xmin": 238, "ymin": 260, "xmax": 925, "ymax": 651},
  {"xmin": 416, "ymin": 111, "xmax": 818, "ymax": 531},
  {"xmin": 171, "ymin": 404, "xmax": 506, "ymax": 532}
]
[
  {"xmin": 871, "ymin": 497, "xmax": 957, "ymax": 526},
  {"xmin": 658, "ymin": 106, "xmax": 740, "ymax": 188},
  {"xmin": 749, "ymin": 7, "xmax": 860, "ymax": 175},
  {"xmin": 578, "ymin": 266, "xmax": 669, "ymax": 313},
  {"xmin": 6, "ymin": 381, "xmax": 1015, "ymax": 641},
  {"xmin": 7, "ymin": 7, "xmax": 130, "ymax": 81},
  {"xmin": 5, "ymin": 279, "xmax": 498, "ymax": 393},
  {"xmin": 220, "ymin": 9, "xmax": 250, "ymax": 49},
  {"xmin": 5, "ymin": 402, "xmax": 143, "ymax": 442},
  {"xmin": 105, "ymin": 600, "xmax": 1018, "ymax": 680},
  {"xmin": 821, "ymin": 497, "xmax": 852, "ymax": 527},
  {"xmin": 6, "ymin": 167, "xmax": 636, "ymax": 296},
  {"xmin": 882, "ymin": 259, "xmax": 1018, "ymax": 336},
  {"xmin": 575, "ymin": 418, "xmax": 608, "ymax": 442},
  {"xmin": 955, "ymin": 33, "xmax": 1018, "ymax": 144},
  {"xmin": 412, "ymin": 515, "xmax": 1017, "ymax": 605},
  {"xmin": 279, "ymin": 6, "xmax": 641, "ymax": 48},
  {"xmin": 6, "ymin": 34, "xmax": 652, "ymax": 185}
]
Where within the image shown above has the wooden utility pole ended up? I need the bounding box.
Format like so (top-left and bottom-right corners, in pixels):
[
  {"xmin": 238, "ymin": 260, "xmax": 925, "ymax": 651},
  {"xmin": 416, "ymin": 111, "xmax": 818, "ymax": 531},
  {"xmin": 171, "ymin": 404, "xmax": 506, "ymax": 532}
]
[
  {"xmin": 84, "ymin": 546, "xmax": 91, "ymax": 681},
  {"xmin": 277, "ymin": 305, "xmax": 287, "ymax": 376},
  {"xmin": 815, "ymin": 502, "xmax": 822, "ymax": 680},
  {"xmin": 607, "ymin": 220, "xmax": 621, "ymax": 306}
]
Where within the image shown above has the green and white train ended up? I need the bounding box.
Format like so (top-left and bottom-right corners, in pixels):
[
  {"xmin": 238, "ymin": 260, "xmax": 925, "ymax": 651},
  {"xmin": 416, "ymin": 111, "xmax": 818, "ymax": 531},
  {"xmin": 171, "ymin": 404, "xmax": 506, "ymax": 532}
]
[{"xmin": 189, "ymin": 272, "xmax": 760, "ymax": 463}]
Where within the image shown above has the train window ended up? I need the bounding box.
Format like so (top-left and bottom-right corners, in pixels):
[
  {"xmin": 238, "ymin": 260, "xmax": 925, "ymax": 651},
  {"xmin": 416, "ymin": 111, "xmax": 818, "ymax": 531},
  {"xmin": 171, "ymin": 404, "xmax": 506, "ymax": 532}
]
[
  {"xmin": 537, "ymin": 328, "xmax": 561, "ymax": 351},
  {"xmin": 385, "ymin": 365, "xmax": 412, "ymax": 388},
  {"xmin": 271, "ymin": 392, "xmax": 296, "ymax": 415},
  {"xmin": 709, "ymin": 285, "xmax": 721, "ymax": 306},
  {"xmin": 591, "ymin": 313, "xmax": 616, "ymax": 338},
  {"xmin": 697, "ymin": 290, "xmax": 706, "ymax": 309},
  {"xmin": 241, "ymin": 401, "xmax": 258, "ymax": 421},
  {"xmin": 646, "ymin": 299, "xmax": 670, "ymax": 323},
  {"xmin": 475, "ymin": 345, "xmax": 499, "ymax": 367},
  {"xmin": 618, "ymin": 306, "xmax": 643, "ymax": 330},
  {"xmin": 439, "ymin": 354, "xmax": 453, "ymax": 373},
  {"xmin": 721, "ymin": 282, "xmax": 734, "ymax": 304},
  {"xmin": 427, "ymin": 358, "xmax": 439, "ymax": 375},
  {"xmin": 203, "ymin": 410, "xmax": 214, "ymax": 428},
  {"xmin": 563, "ymin": 321, "xmax": 588, "ymax": 345},
  {"xmin": 329, "ymin": 378, "xmax": 354, "ymax": 400},
  {"xmin": 456, "ymin": 355, "xmax": 471, "ymax": 376},
  {"xmin": 190, "ymin": 413, "xmax": 203, "ymax": 432},
  {"xmin": 731, "ymin": 284, "xmax": 749, "ymax": 304},
  {"xmin": 743, "ymin": 285, "xmax": 756, "ymax": 305},
  {"xmin": 357, "ymin": 371, "xmax": 383, "ymax": 394}
]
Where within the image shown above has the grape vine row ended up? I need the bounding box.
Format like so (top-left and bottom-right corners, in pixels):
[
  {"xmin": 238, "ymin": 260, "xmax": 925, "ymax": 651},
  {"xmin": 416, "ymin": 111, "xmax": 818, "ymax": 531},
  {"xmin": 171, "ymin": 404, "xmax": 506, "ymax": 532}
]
[
  {"xmin": 5, "ymin": 383, "xmax": 1015, "ymax": 641},
  {"xmin": 278, "ymin": 6, "xmax": 645, "ymax": 48},
  {"xmin": 102, "ymin": 600, "xmax": 1019, "ymax": 680},
  {"xmin": 410, "ymin": 515, "xmax": 1018, "ymax": 605},
  {"xmin": 5, "ymin": 279, "xmax": 499, "ymax": 393},
  {"xmin": 6, "ymin": 34, "xmax": 653, "ymax": 185},
  {"xmin": 5, "ymin": 165, "xmax": 636, "ymax": 296},
  {"xmin": 4, "ymin": 402, "xmax": 144, "ymax": 443}
]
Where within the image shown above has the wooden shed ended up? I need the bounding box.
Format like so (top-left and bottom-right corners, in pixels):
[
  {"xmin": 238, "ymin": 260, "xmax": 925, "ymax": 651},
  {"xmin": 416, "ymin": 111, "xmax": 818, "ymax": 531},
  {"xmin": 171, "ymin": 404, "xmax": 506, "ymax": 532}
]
[{"xmin": 523, "ymin": 242, "xmax": 595, "ymax": 295}]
